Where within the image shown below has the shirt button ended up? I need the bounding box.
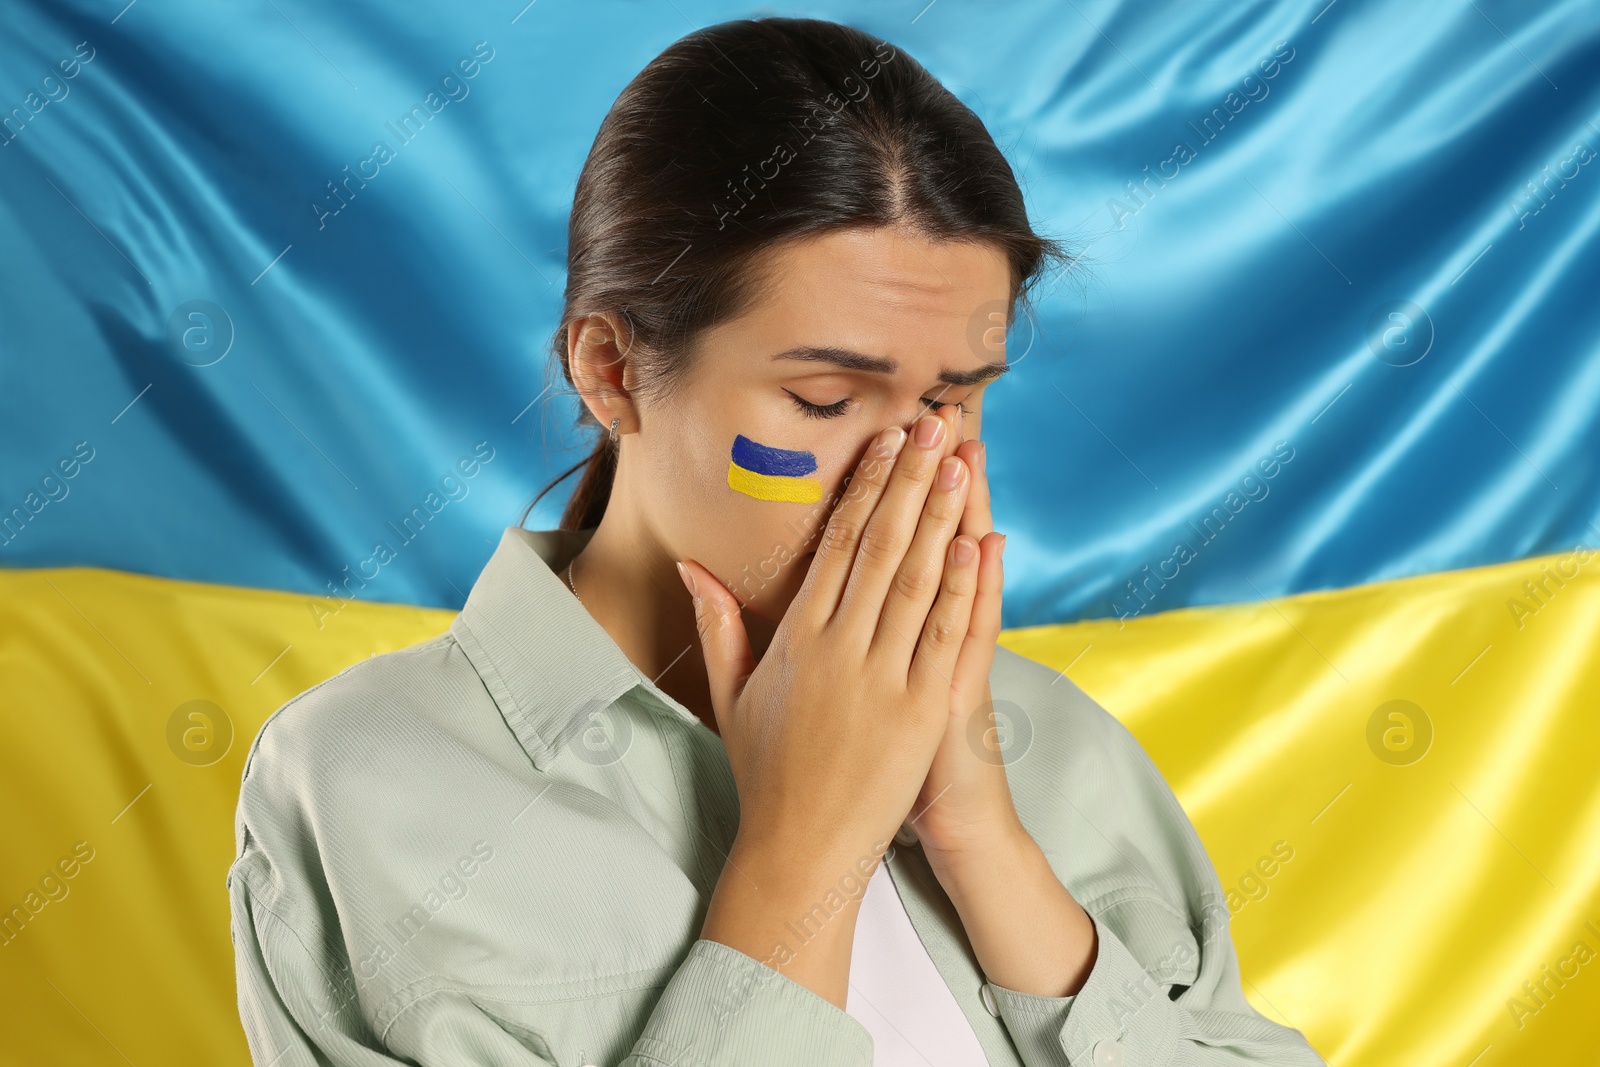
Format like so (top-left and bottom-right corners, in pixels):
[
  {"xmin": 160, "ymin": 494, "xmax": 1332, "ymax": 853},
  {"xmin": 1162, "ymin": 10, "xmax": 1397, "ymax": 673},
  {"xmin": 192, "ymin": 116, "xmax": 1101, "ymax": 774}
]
[
  {"xmin": 894, "ymin": 821, "xmax": 919, "ymax": 847},
  {"xmin": 980, "ymin": 982, "xmax": 1001, "ymax": 1017},
  {"xmin": 1092, "ymin": 1038, "xmax": 1124, "ymax": 1067}
]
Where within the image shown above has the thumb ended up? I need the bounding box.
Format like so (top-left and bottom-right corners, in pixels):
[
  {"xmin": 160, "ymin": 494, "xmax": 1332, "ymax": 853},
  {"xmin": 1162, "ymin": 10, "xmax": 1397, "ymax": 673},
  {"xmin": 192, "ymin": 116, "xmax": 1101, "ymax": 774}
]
[{"xmin": 675, "ymin": 559, "xmax": 754, "ymax": 731}]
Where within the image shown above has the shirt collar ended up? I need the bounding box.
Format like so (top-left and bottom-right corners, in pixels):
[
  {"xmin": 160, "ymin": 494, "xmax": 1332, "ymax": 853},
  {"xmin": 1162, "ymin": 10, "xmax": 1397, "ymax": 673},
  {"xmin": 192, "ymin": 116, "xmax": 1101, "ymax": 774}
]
[{"xmin": 449, "ymin": 525, "xmax": 703, "ymax": 770}]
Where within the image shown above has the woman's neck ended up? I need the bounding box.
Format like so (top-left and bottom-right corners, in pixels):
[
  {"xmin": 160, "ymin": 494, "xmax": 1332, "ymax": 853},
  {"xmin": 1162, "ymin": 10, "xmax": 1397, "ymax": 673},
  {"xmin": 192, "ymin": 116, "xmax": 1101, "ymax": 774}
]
[{"xmin": 564, "ymin": 512, "xmax": 778, "ymax": 735}]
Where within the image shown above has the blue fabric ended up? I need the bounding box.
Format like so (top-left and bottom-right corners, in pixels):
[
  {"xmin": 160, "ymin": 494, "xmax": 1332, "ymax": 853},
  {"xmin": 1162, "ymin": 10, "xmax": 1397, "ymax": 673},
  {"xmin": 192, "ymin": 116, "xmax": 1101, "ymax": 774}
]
[{"xmin": 2, "ymin": 0, "xmax": 1596, "ymax": 626}]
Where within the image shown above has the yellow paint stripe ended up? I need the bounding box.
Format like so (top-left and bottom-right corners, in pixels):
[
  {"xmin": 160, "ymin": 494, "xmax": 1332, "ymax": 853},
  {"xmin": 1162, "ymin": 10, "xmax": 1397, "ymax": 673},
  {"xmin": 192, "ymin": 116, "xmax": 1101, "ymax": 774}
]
[{"xmin": 727, "ymin": 460, "xmax": 822, "ymax": 503}]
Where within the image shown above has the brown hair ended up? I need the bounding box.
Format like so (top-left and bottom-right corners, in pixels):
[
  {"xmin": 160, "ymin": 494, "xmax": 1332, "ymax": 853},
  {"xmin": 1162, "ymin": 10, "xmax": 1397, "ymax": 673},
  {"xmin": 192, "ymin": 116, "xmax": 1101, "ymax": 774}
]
[{"xmin": 523, "ymin": 16, "xmax": 1070, "ymax": 530}]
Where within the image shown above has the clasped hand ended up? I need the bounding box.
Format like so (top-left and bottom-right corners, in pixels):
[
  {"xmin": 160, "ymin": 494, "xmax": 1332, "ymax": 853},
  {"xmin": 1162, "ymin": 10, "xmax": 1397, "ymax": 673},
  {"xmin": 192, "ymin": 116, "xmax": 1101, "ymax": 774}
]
[{"xmin": 681, "ymin": 403, "xmax": 1018, "ymax": 871}]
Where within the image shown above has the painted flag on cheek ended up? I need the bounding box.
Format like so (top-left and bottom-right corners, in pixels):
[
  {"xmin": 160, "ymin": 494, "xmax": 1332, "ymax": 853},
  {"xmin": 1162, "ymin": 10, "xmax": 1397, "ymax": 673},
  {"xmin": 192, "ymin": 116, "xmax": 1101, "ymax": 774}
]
[{"xmin": 727, "ymin": 433, "xmax": 823, "ymax": 503}]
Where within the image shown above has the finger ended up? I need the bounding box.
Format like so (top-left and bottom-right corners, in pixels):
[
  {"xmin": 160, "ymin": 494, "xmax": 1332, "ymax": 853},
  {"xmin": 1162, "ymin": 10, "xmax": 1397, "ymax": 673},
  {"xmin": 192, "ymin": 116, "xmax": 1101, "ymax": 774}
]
[
  {"xmin": 950, "ymin": 531, "xmax": 1004, "ymax": 704},
  {"xmin": 871, "ymin": 453, "xmax": 971, "ymax": 669},
  {"xmin": 792, "ymin": 424, "xmax": 908, "ymax": 626},
  {"xmin": 907, "ymin": 533, "xmax": 982, "ymax": 700},
  {"xmin": 955, "ymin": 438, "xmax": 993, "ymax": 541},
  {"xmin": 676, "ymin": 558, "xmax": 754, "ymax": 735},
  {"xmin": 834, "ymin": 406, "xmax": 962, "ymax": 638}
]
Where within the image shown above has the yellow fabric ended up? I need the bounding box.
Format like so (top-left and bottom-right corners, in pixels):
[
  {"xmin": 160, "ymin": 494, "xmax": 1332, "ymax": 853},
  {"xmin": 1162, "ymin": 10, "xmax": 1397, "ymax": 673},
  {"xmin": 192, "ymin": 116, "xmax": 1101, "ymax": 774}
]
[
  {"xmin": 0, "ymin": 567, "xmax": 456, "ymax": 1065},
  {"xmin": 1003, "ymin": 547, "xmax": 1600, "ymax": 1065},
  {"xmin": 2, "ymin": 552, "xmax": 1596, "ymax": 1065}
]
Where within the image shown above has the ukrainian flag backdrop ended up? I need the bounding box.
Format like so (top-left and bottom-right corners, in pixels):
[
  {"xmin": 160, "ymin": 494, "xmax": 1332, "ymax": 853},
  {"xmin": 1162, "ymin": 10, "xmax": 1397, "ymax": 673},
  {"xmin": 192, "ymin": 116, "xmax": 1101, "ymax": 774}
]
[{"xmin": 3, "ymin": 1, "xmax": 1598, "ymax": 1064}]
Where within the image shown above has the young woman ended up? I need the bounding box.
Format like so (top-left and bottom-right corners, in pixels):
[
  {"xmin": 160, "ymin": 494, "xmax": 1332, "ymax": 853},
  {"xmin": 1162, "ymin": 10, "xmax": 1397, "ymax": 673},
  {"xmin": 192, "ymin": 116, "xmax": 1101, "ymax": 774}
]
[{"xmin": 229, "ymin": 17, "xmax": 1324, "ymax": 1067}]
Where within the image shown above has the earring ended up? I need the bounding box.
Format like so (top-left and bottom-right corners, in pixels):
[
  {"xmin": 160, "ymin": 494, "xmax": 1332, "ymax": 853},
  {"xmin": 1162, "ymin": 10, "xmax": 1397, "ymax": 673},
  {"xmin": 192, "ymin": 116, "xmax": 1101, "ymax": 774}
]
[{"xmin": 608, "ymin": 417, "xmax": 620, "ymax": 444}]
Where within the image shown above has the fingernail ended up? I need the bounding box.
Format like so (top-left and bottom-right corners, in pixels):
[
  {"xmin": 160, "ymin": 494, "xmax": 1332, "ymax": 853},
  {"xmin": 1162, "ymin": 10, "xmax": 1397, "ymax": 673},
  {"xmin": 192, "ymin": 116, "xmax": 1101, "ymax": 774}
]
[
  {"xmin": 977, "ymin": 441, "xmax": 987, "ymax": 475},
  {"xmin": 937, "ymin": 456, "xmax": 963, "ymax": 489},
  {"xmin": 675, "ymin": 561, "xmax": 699, "ymax": 602},
  {"xmin": 953, "ymin": 536, "xmax": 976, "ymax": 565},
  {"xmin": 997, "ymin": 534, "xmax": 1007, "ymax": 558},
  {"xmin": 914, "ymin": 414, "xmax": 944, "ymax": 448},
  {"xmin": 879, "ymin": 425, "xmax": 908, "ymax": 458}
]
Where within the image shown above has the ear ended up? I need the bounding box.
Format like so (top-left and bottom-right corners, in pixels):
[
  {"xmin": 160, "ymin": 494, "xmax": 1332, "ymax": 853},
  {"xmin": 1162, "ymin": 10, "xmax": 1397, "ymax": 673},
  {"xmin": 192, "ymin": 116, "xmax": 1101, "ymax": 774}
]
[{"xmin": 568, "ymin": 310, "xmax": 641, "ymax": 435}]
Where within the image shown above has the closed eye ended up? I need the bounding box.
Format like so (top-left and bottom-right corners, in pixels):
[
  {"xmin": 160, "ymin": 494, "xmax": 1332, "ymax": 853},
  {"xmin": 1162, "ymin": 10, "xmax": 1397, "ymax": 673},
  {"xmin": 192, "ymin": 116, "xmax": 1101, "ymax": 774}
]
[{"xmin": 786, "ymin": 390, "xmax": 972, "ymax": 420}]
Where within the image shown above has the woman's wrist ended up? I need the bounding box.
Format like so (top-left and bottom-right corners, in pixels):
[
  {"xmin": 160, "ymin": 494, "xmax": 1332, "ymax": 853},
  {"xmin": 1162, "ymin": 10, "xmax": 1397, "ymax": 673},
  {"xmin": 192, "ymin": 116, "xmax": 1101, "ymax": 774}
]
[
  {"xmin": 921, "ymin": 814, "xmax": 1033, "ymax": 907},
  {"xmin": 726, "ymin": 826, "xmax": 888, "ymax": 905},
  {"xmin": 700, "ymin": 833, "xmax": 883, "ymax": 1009},
  {"xmin": 925, "ymin": 819, "xmax": 1099, "ymax": 998}
]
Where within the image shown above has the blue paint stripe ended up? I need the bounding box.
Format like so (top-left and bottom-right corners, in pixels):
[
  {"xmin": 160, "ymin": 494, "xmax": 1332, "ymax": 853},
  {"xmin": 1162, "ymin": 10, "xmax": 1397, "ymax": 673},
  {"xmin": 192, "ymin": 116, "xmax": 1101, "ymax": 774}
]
[{"xmin": 730, "ymin": 434, "xmax": 817, "ymax": 477}]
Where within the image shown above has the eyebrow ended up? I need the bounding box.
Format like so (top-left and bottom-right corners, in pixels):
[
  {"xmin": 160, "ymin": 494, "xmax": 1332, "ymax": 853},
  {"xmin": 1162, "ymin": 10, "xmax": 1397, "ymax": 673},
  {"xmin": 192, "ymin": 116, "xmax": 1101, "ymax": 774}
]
[{"xmin": 771, "ymin": 346, "xmax": 1011, "ymax": 387}]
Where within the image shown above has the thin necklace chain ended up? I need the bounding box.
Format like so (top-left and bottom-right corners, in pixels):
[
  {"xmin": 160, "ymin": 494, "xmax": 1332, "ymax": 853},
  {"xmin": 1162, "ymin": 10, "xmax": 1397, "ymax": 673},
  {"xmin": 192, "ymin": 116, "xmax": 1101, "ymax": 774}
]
[{"xmin": 564, "ymin": 557, "xmax": 583, "ymax": 606}]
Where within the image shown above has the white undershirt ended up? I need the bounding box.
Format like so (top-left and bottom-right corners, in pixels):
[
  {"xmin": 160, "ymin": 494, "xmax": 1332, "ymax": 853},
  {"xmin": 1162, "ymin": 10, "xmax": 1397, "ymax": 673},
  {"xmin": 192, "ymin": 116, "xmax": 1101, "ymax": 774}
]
[{"xmin": 845, "ymin": 859, "xmax": 992, "ymax": 1066}]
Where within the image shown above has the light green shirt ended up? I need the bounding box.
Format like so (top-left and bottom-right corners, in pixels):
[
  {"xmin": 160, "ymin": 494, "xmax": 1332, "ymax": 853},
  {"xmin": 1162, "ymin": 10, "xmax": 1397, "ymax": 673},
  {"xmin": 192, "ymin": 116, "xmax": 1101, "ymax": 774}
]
[{"xmin": 228, "ymin": 526, "xmax": 1324, "ymax": 1066}]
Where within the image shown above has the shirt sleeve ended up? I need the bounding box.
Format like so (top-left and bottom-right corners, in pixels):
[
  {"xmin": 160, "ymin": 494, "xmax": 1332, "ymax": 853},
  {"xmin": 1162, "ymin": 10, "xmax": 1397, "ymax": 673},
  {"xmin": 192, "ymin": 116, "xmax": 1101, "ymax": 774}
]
[
  {"xmin": 229, "ymin": 842, "xmax": 874, "ymax": 1067},
  {"xmin": 624, "ymin": 938, "xmax": 875, "ymax": 1065},
  {"xmin": 975, "ymin": 672, "xmax": 1327, "ymax": 1067},
  {"xmin": 986, "ymin": 907, "xmax": 1326, "ymax": 1066}
]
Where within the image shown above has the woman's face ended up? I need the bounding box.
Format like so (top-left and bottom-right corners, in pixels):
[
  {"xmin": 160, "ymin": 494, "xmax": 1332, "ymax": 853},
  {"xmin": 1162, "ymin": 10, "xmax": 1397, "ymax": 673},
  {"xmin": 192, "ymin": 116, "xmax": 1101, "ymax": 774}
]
[{"xmin": 627, "ymin": 223, "xmax": 1012, "ymax": 623}]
